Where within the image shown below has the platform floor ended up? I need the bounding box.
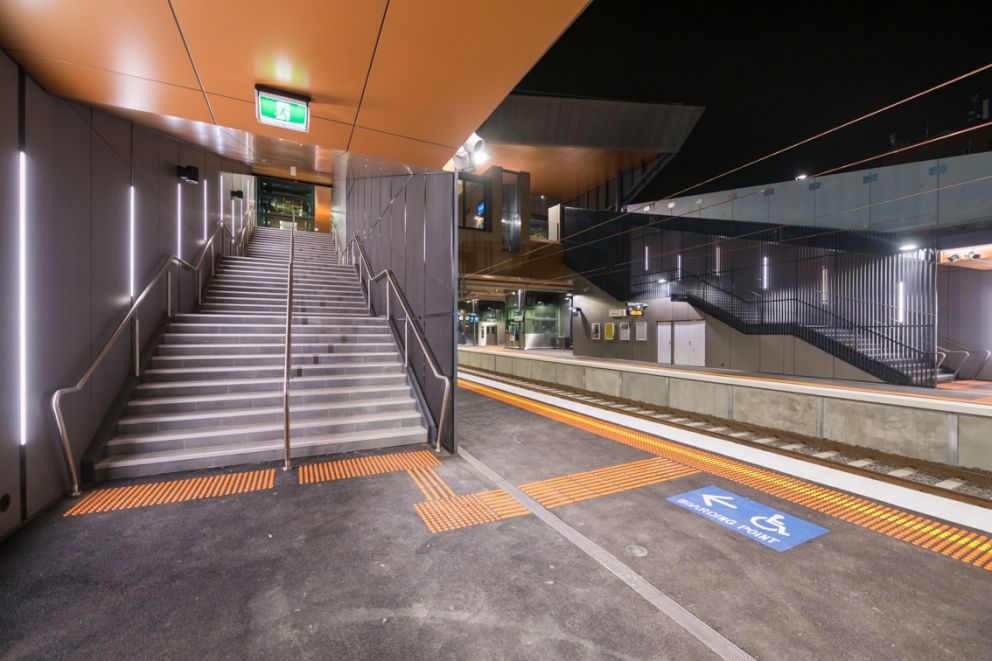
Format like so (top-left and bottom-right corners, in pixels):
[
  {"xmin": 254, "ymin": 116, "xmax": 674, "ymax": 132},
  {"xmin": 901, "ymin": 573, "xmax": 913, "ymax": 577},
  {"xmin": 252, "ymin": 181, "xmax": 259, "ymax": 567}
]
[
  {"xmin": 1, "ymin": 385, "xmax": 989, "ymax": 659},
  {"xmin": 464, "ymin": 344, "xmax": 992, "ymax": 403}
]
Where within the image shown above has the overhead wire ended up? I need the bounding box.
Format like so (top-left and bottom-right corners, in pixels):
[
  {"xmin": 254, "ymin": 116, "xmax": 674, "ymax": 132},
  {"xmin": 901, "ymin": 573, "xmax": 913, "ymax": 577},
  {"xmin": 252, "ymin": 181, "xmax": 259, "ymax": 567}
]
[
  {"xmin": 465, "ymin": 118, "xmax": 992, "ymax": 281},
  {"xmin": 464, "ymin": 60, "xmax": 992, "ymax": 280}
]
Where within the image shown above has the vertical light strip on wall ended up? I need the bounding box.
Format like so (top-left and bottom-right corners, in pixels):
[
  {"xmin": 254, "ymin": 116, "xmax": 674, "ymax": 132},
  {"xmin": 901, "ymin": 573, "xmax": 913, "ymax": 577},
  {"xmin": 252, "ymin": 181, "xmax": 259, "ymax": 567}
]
[
  {"xmin": 897, "ymin": 281, "xmax": 906, "ymax": 323},
  {"xmin": 715, "ymin": 245, "xmax": 721, "ymax": 275},
  {"xmin": 762, "ymin": 256, "xmax": 769, "ymax": 290},
  {"xmin": 129, "ymin": 185, "xmax": 135, "ymax": 298},
  {"xmin": 176, "ymin": 183, "xmax": 182, "ymax": 259},
  {"xmin": 821, "ymin": 266, "xmax": 829, "ymax": 305},
  {"xmin": 203, "ymin": 179, "xmax": 208, "ymax": 243},
  {"xmin": 644, "ymin": 245, "xmax": 649, "ymax": 271},
  {"xmin": 676, "ymin": 254, "xmax": 682, "ymax": 280},
  {"xmin": 18, "ymin": 151, "xmax": 27, "ymax": 446},
  {"xmin": 230, "ymin": 199, "xmax": 235, "ymax": 234},
  {"xmin": 219, "ymin": 174, "xmax": 224, "ymax": 227}
]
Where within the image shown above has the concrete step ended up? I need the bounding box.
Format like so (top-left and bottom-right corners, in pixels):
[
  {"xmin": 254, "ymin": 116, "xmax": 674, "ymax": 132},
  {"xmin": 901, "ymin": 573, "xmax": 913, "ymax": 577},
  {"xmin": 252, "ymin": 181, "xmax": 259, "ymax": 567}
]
[
  {"xmin": 93, "ymin": 426, "xmax": 427, "ymax": 480},
  {"xmin": 125, "ymin": 384, "xmax": 413, "ymax": 415},
  {"xmin": 150, "ymin": 351, "xmax": 399, "ymax": 369},
  {"xmin": 107, "ymin": 409, "xmax": 424, "ymax": 455},
  {"xmin": 170, "ymin": 313, "xmax": 382, "ymax": 325},
  {"xmin": 143, "ymin": 361, "xmax": 403, "ymax": 382},
  {"xmin": 118, "ymin": 397, "xmax": 419, "ymax": 435},
  {"xmin": 133, "ymin": 372, "xmax": 410, "ymax": 398},
  {"xmin": 157, "ymin": 340, "xmax": 394, "ymax": 356}
]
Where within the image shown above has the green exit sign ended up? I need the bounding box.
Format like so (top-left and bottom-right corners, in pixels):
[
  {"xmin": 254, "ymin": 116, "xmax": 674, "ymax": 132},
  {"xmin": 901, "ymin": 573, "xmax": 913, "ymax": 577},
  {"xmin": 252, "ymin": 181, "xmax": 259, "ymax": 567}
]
[{"xmin": 255, "ymin": 87, "xmax": 310, "ymax": 133}]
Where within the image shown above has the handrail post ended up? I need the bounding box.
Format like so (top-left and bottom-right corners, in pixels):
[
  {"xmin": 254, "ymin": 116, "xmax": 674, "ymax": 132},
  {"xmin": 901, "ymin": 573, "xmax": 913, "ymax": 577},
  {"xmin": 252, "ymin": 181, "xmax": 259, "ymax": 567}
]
[
  {"xmin": 283, "ymin": 225, "xmax": 295, "ymax": 472},
  {"xmin": 386, "ymin": 278, "xmax": 391, "ymax": 320},
  {"xmin": 132, "ymin": 317, "xmax": 140, "ymax": 377},
  {"xmin": 404, "ymin": 318, "xmax": 409, "ymax": 367}
]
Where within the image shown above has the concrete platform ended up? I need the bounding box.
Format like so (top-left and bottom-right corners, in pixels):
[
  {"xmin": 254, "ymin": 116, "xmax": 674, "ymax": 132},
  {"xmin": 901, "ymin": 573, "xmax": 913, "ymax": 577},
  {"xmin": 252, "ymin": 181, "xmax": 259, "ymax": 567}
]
[
  {"xmin": 459, "ymin": 346, "xmax": 992, "ymax": 473},
  {"xmin": 1, "ymin": 386, "xmax": 989, "ymax": 659}
]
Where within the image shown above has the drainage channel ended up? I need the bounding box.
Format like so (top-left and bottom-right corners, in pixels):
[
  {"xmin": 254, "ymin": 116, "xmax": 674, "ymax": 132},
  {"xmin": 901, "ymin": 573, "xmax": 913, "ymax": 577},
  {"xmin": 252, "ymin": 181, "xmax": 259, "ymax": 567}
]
[{"xmin": 459, "ymin": 367, "xmax": 992, "ymax": 508}]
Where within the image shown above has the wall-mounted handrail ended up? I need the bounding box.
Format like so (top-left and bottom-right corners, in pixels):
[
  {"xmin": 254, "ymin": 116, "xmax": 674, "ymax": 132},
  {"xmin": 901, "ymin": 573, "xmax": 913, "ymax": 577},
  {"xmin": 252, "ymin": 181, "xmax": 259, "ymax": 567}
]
[
  {"xmin": 282, "ymin": 226, "xmax": 296, "ymax": 471},
  {"xmin": 51, "ymin": 222, "xmax": 234, "ymax": 496},
  {"xmin": 348, "ymin": 236, "xmax": 451, "ymax": 452}
]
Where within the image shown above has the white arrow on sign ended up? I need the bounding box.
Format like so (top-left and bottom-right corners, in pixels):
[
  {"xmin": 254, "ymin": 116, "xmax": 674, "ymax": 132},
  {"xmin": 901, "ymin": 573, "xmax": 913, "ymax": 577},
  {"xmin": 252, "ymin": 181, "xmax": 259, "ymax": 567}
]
[{"xmin": 702, "ymin": 493, "xmax": 737, "ymax": 509}]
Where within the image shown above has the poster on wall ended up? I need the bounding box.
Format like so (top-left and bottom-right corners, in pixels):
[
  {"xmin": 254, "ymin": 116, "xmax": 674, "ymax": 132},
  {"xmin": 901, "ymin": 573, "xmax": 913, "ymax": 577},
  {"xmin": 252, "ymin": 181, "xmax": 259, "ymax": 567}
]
[
  {"xmin": 620, "ymin": 322, "xmax": 631, "ymax": 341},
  {"xmin": 635, "ymin": 321, "xmax": 647, "ymax": 341},
  {"xmin": 605, "ymin": 323, "xmax": 615, "ymax": 341},
  {"xmin": 591, "ymin": 323, "xmax": 601, "ymax": 340}
]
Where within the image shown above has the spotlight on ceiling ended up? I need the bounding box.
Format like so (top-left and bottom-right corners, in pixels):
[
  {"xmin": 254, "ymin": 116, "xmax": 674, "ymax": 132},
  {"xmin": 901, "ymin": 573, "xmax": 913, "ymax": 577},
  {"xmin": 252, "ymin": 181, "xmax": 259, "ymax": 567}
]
[
  {"xmin": 899, "ymin": 243, "xmax": 918, "ymax": 252},
  {"xmin": 453, "ymin": 133, "xmax": 490, "ymax": 172},
  {"xmin": 968, "ymin": 251, "xmax": 982, "ymax": 260},
  {"xmin": 795, "ymin": 174, "xmax": 808, "ymax": 181},
  {"xmin": 948, "ymin": 253, "xmax": 961, "ymax": 262}
]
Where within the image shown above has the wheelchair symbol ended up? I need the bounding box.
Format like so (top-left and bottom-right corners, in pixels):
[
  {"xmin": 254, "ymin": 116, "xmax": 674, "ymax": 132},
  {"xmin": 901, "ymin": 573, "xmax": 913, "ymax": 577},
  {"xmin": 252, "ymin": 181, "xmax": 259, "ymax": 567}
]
[{"xmin": 750, "ymin": 514, "xmax": 790, "ymax": 536}]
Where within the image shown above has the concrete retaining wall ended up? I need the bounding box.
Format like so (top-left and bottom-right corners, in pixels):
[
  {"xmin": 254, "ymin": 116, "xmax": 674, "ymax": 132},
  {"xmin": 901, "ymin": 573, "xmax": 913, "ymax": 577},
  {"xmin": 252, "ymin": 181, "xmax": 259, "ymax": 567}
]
[{"xmin": 458, "ymin": 348, "xmax": 992, "ymax": 472}]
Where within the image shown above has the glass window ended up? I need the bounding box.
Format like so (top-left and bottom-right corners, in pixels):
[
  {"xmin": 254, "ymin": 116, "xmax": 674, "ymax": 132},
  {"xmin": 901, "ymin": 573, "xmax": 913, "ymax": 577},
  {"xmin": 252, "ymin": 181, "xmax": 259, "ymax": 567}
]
[{"xmin": 458, "ymin": 175, "xmax": 489, "ymax": 231}]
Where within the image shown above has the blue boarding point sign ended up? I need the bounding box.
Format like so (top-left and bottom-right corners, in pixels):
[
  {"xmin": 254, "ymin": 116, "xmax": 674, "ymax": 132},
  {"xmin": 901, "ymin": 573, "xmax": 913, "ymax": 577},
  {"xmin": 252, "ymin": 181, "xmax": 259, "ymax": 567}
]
[{"xmin": 668, "ymin": 486, "xmax": 828, "ymax": 552}]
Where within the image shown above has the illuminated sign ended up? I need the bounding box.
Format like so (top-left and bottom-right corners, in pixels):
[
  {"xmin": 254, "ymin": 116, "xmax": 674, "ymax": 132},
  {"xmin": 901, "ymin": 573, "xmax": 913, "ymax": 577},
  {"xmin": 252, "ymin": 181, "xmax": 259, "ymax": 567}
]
[
  {"xmin": 256, "ymin": 87, "xmax": 310, "ymax": 133},
  {"xmin": 629, "ymin": 308, "xmax": 644, "ymax": 316}
]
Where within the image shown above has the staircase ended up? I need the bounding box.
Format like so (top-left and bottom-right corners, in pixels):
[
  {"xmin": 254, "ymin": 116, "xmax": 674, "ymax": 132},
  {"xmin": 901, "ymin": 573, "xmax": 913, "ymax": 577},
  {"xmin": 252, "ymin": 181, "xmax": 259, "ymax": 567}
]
[
  {"xmin": 673, "ymin": 276, "xmax": 938, "ymax": 387},
  {"xmin": 92, "ymin": 226, "xmax": 429, "ymax": 480}
]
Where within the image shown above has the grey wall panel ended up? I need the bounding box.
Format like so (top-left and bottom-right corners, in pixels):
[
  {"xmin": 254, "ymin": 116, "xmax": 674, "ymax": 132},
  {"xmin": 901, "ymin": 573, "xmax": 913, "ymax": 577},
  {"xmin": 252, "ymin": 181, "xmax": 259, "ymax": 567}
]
[
  {"xmin": 345, "ymin": 168, "xmax": 455, "ymax": 450},
  {"xmin": 2, "ymin": 48, "xmax": 251, "ymax": 530},
  {"xmin": 0, "ymin": 54, "xmax": 21, "ymax": 536}
]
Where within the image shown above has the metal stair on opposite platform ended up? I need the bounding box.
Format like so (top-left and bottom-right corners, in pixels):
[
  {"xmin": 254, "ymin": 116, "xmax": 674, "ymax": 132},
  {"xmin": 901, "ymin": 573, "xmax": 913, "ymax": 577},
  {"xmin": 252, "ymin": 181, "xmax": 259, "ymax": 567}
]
[{"xmin": 92, "ymin": 226, "xmax": 429, "ymax": 480}]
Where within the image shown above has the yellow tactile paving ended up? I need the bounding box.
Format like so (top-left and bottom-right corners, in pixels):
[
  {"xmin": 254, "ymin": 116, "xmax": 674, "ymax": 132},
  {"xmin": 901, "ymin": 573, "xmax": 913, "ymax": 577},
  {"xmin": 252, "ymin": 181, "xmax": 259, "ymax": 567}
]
[
  {"xmin": 298, "ymin": 450, "xmax": 440, "ymax": 484},
  {"xmin": 414, "ymin": 457, "xmax": 697, "ymax": 533},
  {"xmin": 407, "ymin": 466, "xmax": 457, "ymax": 501},
  {"xmin": 520, "ymin": 457, "xmax": 698, "ymax": 509},
  {"xmin": 63, "ymin": 469, "xmax": 275, "ymax": 516},
  {"xmin": 414, "ymin": 490, "xmax": 530, "ymax": 534},
  {"xmin": 460, "ymin": 378, "xmax": 992, "ymax": 570}
]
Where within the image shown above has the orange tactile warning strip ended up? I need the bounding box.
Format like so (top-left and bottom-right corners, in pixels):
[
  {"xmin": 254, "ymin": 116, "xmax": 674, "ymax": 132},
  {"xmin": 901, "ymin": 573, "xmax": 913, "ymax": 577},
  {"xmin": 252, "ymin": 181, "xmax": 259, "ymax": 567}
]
[
  {"xmin": 63, "ymin": 469, "xmax": 275, "ymax": 516},
  {"xmin": 298, "ymin": 450, "xmax": 439, "ymax": 484},
  {"xmin": 520, "ymin": 457, "xmax": 698, "ymax": 509},
  {"xmin": 414, "ymin": 489, "xmax": 529, "ymax": 534},
  {"xmin": 460, "ymin": 378, "xmax": 992, "ymax": 570},
  {"xmin": 414, "ymin": 457, "xmax": 696, "ymax": 533},
  {"xmin": 407, "ymin": 466, "xmax": 457, "ymax": 501}
]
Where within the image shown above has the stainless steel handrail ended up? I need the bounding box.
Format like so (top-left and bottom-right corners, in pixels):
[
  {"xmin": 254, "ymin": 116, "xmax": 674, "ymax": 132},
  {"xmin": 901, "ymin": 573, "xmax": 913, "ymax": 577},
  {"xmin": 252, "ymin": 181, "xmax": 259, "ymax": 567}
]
[
  {"xmin": 51, "ymin": 222, "xmax": 234, "ymax": 496},
  {"xmin": 348, "ymin": 236, "xmax": 452, "ymax": 452},
  {"xmin": 282, "ymin": 226, "xmax": 296, "ymax": 471}
]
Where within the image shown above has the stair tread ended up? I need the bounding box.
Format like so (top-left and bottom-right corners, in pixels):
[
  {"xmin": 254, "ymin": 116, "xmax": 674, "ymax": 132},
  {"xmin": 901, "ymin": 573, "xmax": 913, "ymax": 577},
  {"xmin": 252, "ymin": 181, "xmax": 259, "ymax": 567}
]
[
  {"xmin": 110, "ymin": 410, "xmax": 423, "ymax": 444},
  {"xmin": 96, "ymin": 427, "xmax": 425, "ymax": 468},
  {"xmin": 128, "ymin": 384, "xmax": 409, "ymax": 407},
  {"xmin": 120, "ymin": 396, "xmax": 416, "ymax": 424},
  {"xmin": 135, "ymin": 372, "xmax": 405, "ymax": 391},
  {"xmin": 144, "ymin": 361, "xmax": 401, "ymax": 375}
]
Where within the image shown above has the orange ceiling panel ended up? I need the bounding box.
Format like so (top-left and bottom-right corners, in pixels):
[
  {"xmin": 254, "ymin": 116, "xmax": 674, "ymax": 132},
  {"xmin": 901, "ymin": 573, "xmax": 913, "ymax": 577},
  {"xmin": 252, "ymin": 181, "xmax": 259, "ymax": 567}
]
[
  {"xmin": 348, "ymin": 128, "xmax": 454, "ymax": 173},
  {"xmin": 170, "ymin": 0, "xmax": 387, "ymax": 125},
  {"xmin": 0, "ymin": 0, "xmax": 198, "ymax": 88},
  {"xmin": 207, "ymin": 93, "xmax": 351, "ymax": 152},
  {"xmin": 11, "ymin": 53, "xmax": 213, "ymax": 124},
  {"xmin": 484, "ymin": 143, "xmax": 659, "ymax": 200},
  {"xmin": 356, "ymin": 0, "xmax": 589, "ymax": 152}
]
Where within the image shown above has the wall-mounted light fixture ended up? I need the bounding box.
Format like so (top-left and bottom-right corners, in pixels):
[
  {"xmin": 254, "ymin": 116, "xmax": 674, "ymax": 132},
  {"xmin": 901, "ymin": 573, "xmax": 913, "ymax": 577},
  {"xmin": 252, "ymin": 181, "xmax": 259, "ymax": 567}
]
[
  {"xmin": 202, "ymin": 179, "xmax": 208, "ymax": 243},
  {"xmin": 129, "ymin": 185, "xmax": 135, "ymax": 298},
  {"xmin": 19, "ymin": 151, "xmax": 27, "ymax": 446},
  {"xmin": 762, "ymin": 256, "xmax": 769, "ymax": 290},
  {"xmin": 176, "ymin": 183, "xmax": 182, "ymax": 259},
  {"xmin": 899, "ymin": 243, "xmax": 918, "ymax": 252},
  {"xmin": 897, "ymin": 281, "xmax": 906, "ymax": 324},
  {"xmin": 452, "ymin": 132, "xmax": 490, "ymax": 172},
  {"xmin": 177, "ymin": 165, "xmax": 200, "ymax": 184}
]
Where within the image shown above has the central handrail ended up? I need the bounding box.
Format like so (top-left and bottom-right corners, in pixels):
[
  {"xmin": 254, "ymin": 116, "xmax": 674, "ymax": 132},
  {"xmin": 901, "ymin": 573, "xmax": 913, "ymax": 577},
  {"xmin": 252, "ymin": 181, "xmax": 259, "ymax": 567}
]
[
  {"xmin": 347, "ymin": 236, "xmax": 451, "ymax": 452},
  {"xmin": 282, "ymin": 226, "xmax": 296, "ymax": 471},
  {"xmin": 51, "ymin": 222, "xmax": 235, "ymax": 496}
]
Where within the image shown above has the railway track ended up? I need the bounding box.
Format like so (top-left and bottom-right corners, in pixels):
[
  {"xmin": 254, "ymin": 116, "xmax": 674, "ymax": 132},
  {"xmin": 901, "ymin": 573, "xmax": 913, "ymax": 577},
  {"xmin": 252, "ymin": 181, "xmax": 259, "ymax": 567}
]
[{"xmin": 459, "ymin": 366, "xmax": 992, "ymax": 508}]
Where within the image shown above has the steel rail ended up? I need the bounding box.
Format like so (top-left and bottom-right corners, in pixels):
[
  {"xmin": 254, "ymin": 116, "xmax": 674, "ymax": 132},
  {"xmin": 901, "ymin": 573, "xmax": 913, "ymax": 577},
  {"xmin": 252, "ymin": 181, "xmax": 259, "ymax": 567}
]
[
  {"xmin": 51, "ymin": 222, "xmax": 234, "ymax": 496},
  {"xmin": 348, "ymin": 236, "xmax": 452, "ymax": 452},
  {"xmin": 282, "ymin": 226, "xmax": 296, "ymax": 471}
]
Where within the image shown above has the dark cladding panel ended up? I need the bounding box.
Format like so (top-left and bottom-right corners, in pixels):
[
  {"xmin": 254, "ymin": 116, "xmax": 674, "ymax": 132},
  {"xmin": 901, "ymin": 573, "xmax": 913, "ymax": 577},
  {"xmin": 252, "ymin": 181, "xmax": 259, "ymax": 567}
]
[{"xmin": 0, "ymin": 53, "xmax": 20, "ymax": 536}]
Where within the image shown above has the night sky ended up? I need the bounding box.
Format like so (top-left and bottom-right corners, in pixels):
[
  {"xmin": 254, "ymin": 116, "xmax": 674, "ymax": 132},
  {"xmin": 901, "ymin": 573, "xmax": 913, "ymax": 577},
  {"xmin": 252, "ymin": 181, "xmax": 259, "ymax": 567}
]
[{"xmin": 517, "ymin": 1, "xmax": 992, "ymax": 202}]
